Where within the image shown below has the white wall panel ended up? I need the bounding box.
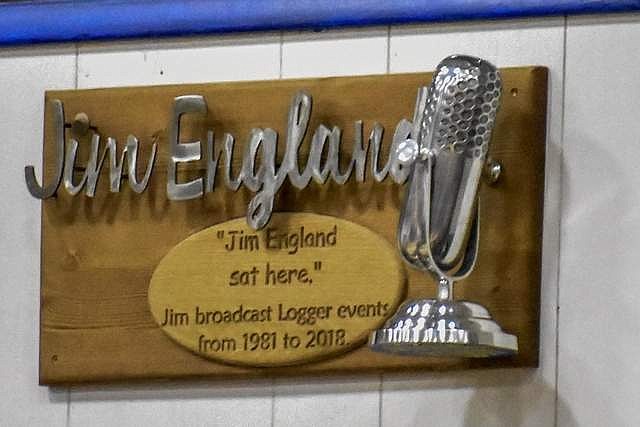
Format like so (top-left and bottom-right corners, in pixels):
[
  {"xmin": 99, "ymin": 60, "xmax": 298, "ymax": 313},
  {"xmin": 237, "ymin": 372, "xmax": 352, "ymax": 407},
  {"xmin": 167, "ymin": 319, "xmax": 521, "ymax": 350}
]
[
  {"xmin": 273, "ymin": 376, "xmax": 381, "ymax": 427},
  {"xmin": 383, "ymin": 17, "xmax": 565, "ymax": 427},
  {"xmin": 0, "ymin": 45, "xmax": 76, "ymax": 426},
  {"xmin": 78, "ymin": 34, "xmax": 281, "ymax": 89},
  {"xmin": 281, "ymin": 28, "xmax": 388, "ymax": 78},
  {"xmin": 68, "ymin": 34, "xmax": 280, "ymax": 427},
  {"xmin": 559, "ymin": 14, "xmax": 640, "ymax": 427},
  {"xmin": 69, "ymin": 380, "xmax": 273, "ymax": 427},
  {"xmin": 274, "ymin": 27, "xmax": 389, "ymax": 427},
  {"xmin": 7, "ymin": 13, "xmax": 640, "ymax": 427}
]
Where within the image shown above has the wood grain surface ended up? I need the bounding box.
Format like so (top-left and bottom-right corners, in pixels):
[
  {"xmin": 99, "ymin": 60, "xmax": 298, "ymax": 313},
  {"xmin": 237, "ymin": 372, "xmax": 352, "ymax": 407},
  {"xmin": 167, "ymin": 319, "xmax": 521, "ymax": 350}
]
[{"xmin": 39, "ymin": 68, "xmax": 547, "ymax": 384}]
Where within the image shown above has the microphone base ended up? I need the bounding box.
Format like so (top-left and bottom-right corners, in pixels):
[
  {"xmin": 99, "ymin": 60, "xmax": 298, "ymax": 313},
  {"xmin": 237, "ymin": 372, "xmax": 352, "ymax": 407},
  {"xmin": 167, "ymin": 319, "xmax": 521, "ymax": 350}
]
[{"xmin": 369, "ymin": 299, "xmax": 517, "ymax": 358}]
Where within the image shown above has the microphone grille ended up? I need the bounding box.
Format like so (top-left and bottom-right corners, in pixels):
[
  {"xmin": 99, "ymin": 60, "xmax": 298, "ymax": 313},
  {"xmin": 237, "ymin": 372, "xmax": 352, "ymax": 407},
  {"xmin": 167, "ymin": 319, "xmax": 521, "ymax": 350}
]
[{"xmin": 421, "ymin": 56, "xmax": 502, "ymax": 159}]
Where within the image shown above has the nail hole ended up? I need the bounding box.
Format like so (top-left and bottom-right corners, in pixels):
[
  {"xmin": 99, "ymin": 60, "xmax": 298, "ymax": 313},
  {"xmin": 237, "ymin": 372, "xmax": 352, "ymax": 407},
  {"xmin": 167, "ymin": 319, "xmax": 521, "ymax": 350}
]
[
  {"xmin": 510, "ymin": 88, "xmax": 518, "ymax": 97},
  {"xmin": 51, "ymin": 355, "xmax": 58, "ymax": 362}
]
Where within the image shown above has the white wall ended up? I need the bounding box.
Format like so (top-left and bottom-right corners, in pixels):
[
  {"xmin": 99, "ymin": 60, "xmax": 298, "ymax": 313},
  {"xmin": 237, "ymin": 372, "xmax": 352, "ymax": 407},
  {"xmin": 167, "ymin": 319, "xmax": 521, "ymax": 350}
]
[{"xmin": 1, "ymin": 13, "xmax": 638, "ymax": 427}]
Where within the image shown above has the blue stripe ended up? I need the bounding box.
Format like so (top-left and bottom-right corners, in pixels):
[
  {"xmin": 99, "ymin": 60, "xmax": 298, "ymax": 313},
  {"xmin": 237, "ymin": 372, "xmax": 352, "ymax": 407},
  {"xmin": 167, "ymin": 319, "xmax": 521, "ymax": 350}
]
[{"xmin": 1, "ymin": 0, "xmax": 639, "ymax": 46}]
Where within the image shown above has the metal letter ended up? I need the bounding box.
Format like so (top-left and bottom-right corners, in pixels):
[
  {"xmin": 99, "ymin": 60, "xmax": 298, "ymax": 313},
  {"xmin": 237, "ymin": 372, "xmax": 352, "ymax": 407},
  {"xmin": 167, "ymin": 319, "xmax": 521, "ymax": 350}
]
[
  {"xmin": 167, "ymin": 95, "xmax": 206, "ymax": 200},
  {"xmin": 125, "ymin": 134, "xmax": 157, "ymax": 193},
  {"xmin": 246, "ymin": 128, "xmax": 278, "ymax": 230},
  {"xmin": 63, "ymin": 138, "xmax": 88, "ymax": 195},
  {"xmin": 85, "ymin": 134, "xmax": 108, "ymax": 197},
  {"xmin": 284, "ymin": 92, "xmax": 312, "ymax": 189},
  {"xmin": 25, "ymin": 99, "xmax": 65, "ymax": 199}
]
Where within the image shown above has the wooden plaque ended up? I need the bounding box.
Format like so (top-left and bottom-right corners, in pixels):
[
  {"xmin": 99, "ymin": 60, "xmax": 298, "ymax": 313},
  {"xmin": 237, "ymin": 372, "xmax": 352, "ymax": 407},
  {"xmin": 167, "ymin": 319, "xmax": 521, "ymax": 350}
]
[{"xmin": 39, "ymin": 68, "xmax": 546, "ymax": 384}]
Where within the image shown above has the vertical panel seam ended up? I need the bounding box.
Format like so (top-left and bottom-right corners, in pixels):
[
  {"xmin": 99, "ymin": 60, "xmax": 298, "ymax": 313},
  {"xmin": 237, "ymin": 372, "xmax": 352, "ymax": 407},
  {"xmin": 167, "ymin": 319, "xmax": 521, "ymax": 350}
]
[
  {"xmin": 65, "ymin": 389, "xmax": 71, "ymax": 427},
  {"xmin": 279, "ymin": 31, "xmax": 284, "ymax": 79},
  {"xmin": 386, "ymin": 25, "xmax": 391, "ymax": 74},
  {"xmin": 378, "ymin": 374, "xmax": 384, "ymax": 427},
  {"xmin": 554, "ymin": 14, "xmax": 568, "ymax": 427},
  {"xmin": 271, "ymin": 378, "xmax": 276, "ymax": 427},
  {"xmin": 74, "ymin": 43, "xmax": 79, "ymax": 90}
]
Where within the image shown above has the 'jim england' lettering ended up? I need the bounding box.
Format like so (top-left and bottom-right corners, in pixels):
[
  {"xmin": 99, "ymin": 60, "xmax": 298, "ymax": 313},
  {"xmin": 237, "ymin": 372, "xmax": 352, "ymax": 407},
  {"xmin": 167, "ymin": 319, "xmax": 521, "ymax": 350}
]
[
  {"xmin": 224, "ymin": 225, "xmax": 337, "ymax": 254},
  {"xmin": 24, "ymin": 89, "xmax": 427, "ymax": 230}
]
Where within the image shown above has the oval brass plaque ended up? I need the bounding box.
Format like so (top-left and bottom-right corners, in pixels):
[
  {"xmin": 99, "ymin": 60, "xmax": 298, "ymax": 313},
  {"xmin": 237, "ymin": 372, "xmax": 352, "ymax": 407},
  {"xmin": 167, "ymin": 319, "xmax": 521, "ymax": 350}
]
[{"xmin": 148, "ymin": 212, "xmax": 405, "ymax": 367}]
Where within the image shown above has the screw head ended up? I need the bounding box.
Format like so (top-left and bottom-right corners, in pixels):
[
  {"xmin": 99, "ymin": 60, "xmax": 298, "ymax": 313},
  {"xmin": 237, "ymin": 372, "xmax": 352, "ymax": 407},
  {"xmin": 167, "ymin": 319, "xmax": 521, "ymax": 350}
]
[
  {"xmin": 72, "ymin": 112, "xmax": 90, "ymax": 137},
  {"xmin": 485, "ymin": 159, "xmax": 502, "ymax": 184}
]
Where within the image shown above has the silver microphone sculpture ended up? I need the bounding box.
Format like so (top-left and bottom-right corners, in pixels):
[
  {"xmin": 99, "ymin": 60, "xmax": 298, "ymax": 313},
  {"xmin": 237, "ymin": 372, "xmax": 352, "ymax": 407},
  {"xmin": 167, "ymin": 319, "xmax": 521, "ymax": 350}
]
[{"xmin": 369, "ymin": 55, "xmax": 518, "ymax": 357}]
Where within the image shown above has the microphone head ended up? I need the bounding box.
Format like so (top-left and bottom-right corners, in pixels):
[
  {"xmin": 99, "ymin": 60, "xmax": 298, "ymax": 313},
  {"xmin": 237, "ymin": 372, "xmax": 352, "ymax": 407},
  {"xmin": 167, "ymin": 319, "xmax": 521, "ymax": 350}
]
[
  {"xmin": 399, "ymin": 55, "xmax": 502, "ymax": 279},
  {"xmin": 421, "ymin": 55, "xmax": 501, "ymax": 161}
]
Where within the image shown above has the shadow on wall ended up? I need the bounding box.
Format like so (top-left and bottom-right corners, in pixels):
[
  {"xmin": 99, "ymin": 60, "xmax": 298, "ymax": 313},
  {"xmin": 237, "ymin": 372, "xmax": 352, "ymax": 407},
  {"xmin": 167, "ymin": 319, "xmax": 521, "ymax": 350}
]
[
  {"xmin": 383, "ymin": 368, "xmax": 577, "ymax": 427},
  {"xmin": 49, "ymin": 370, "xmax": 579, "ymax": 426},
  {"xmin": 49, "ymin": 378, "xmax": 276, "ymax": 402},
  {"xmin": 462, "ymin": 370, "xmax": 577, "ymax": 427},
  {"xmin": 52, "ymin": 373, "xmax": 385, "ymax": 403}
]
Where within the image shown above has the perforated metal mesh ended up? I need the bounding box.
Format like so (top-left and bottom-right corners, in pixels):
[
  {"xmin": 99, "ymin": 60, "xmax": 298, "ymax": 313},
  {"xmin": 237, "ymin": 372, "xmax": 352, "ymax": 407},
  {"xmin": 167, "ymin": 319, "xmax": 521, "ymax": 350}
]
[{"xmin": 420, "ymin": 56, "xmax": 501, "ymax": 160}]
